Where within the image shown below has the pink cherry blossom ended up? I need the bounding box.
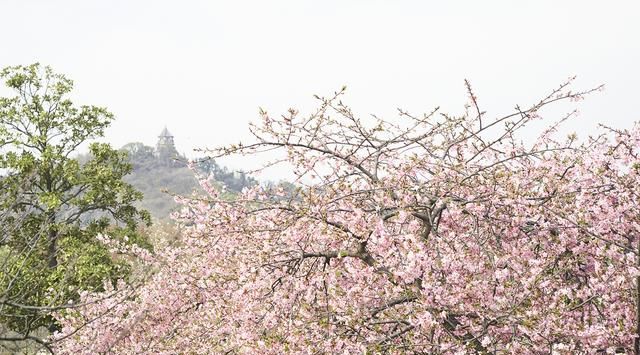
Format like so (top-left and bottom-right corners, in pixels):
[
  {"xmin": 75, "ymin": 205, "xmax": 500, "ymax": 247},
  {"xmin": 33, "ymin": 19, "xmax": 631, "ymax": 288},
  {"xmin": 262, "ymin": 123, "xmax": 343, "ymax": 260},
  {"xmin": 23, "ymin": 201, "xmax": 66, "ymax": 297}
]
[{"xmin": 53, "ymin": 80, "xmax": 640, "ymax": 354}]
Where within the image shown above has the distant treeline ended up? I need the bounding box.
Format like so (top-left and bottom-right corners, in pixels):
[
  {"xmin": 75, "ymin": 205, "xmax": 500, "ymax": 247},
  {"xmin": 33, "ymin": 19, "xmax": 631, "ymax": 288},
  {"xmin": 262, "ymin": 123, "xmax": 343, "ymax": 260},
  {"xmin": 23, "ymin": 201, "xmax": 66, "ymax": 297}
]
[{"xmin": 117, "ymin": 142, "xmax": 257, "ymax": 220}]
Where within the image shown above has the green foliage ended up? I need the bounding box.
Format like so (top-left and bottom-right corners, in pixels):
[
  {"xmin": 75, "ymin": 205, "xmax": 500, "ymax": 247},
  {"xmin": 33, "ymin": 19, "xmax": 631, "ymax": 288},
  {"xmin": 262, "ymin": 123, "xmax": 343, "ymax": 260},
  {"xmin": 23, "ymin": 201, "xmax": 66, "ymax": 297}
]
[
  {"xmin": 0, "ymin": 63, "xmax": 150, "ymax": 334},
  {"xmin": 194, "ymin": 157, "xmax": 258, "ymax": 192},
  {"xmin": 120, "ymin": 142, "xmax": 155, "ymax": 168},
  {"xmin": 0, "ymin": 231, "xmax": 130, "ymax": 333}
]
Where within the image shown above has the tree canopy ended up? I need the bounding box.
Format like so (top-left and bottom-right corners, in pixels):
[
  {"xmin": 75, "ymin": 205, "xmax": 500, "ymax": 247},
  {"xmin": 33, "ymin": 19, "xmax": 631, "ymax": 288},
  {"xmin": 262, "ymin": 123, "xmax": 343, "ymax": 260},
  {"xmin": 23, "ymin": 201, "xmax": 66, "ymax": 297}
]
[
  {"xmin": 52, "ymin": 81, "xmax": 640, "ymax": 354},
  {"xmin": 0, "ymin": 64, "xmax": 150, "ymax": 340}
]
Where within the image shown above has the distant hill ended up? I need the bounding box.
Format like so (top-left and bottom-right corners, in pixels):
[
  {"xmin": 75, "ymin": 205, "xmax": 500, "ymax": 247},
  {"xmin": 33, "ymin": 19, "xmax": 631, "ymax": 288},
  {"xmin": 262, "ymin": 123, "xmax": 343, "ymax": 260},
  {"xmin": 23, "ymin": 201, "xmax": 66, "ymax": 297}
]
[{"xmin": 118, "ymin": 128, "xmax": 257, "ymax": 220}]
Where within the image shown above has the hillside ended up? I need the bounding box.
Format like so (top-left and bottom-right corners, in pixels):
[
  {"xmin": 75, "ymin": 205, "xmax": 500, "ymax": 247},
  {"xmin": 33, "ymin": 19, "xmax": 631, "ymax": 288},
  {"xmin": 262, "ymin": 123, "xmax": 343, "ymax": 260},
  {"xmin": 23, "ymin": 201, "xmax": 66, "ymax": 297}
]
[{"xmin": 119, "ymin": 129, "xmax": 257, "ymax": 220}]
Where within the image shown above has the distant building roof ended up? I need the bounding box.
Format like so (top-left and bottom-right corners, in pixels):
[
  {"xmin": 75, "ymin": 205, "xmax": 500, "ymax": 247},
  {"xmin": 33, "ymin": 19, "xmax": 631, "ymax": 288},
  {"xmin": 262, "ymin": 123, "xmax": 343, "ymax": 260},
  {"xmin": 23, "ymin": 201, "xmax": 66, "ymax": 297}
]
[{"xmin": 159, "ymin": 126, "xmax": 173, "ymax": 138}]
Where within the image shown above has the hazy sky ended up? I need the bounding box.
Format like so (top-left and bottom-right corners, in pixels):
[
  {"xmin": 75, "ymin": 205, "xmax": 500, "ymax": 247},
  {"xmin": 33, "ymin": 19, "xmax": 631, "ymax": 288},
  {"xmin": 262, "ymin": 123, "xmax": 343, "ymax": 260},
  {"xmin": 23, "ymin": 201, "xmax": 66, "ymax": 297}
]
[{"xmin": 1, "ymin": 0, "xmax": 639, "ymax": 177}]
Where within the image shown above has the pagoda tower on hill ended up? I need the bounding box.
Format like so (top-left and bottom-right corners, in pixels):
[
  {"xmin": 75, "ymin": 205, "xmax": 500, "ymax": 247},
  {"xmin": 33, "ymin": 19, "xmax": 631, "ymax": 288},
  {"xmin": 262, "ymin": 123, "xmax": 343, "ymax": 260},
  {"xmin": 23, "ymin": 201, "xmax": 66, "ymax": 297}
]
[{"xmin": 156, "ymin": 126, "xmax": 179, "ymax": 163}]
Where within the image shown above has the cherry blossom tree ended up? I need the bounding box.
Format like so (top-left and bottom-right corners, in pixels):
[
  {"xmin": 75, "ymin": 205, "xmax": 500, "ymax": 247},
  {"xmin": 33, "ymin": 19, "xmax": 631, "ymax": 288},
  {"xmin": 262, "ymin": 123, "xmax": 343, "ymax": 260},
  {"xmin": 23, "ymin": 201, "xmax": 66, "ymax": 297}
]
[{"xmin": 53, "ymin": 79, "xmax": 640, "ymax": 354}]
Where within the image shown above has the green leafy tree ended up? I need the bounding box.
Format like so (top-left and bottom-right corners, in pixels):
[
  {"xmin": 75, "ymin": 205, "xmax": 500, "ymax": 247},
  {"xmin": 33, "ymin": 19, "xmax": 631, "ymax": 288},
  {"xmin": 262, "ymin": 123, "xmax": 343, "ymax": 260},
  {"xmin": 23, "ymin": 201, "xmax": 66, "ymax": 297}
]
[
  {"xmin": 0, "ymin": 63, "xmax": 150, "ymax": 337},
  {"xmin": 120, "ymin": 142, "xmax": 155, "ymax": 169}
]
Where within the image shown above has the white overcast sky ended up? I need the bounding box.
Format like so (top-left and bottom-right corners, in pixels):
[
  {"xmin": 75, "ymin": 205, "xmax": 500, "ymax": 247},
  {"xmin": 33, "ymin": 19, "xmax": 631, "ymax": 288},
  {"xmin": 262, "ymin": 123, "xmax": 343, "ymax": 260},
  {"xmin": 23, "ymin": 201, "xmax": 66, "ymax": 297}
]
[{"xmin": 1, "ymin": 0, "xmax": 639, "ymax": 177}]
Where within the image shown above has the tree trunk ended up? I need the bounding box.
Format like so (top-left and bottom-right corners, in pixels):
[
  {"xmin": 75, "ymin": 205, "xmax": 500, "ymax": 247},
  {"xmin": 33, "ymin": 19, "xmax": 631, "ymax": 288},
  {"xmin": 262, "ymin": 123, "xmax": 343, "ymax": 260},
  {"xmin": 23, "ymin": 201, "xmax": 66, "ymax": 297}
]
[
  {"xmin": 47, "ymin": 210, "xmax": 58, "ymax": 269},
  {"xmin": 47, "ymin": 227, "xmax": 58, "ymax": 269}
]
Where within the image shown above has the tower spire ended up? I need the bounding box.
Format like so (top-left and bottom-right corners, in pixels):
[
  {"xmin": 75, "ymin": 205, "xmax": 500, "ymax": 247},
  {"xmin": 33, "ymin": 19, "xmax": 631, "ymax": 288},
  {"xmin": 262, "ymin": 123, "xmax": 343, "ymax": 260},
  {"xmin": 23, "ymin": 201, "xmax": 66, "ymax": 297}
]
[{"xmin": 156, "ymin": 126, "xmax": 177, "ymax": 162}]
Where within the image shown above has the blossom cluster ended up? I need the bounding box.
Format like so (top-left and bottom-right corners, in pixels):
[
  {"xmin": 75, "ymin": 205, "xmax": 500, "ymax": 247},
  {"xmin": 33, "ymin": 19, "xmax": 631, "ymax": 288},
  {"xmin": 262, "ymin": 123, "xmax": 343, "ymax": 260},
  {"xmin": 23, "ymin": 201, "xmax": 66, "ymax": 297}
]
[{"xmin": 53, "ymin": 83, "xmax": 639, "ymax": 354}]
